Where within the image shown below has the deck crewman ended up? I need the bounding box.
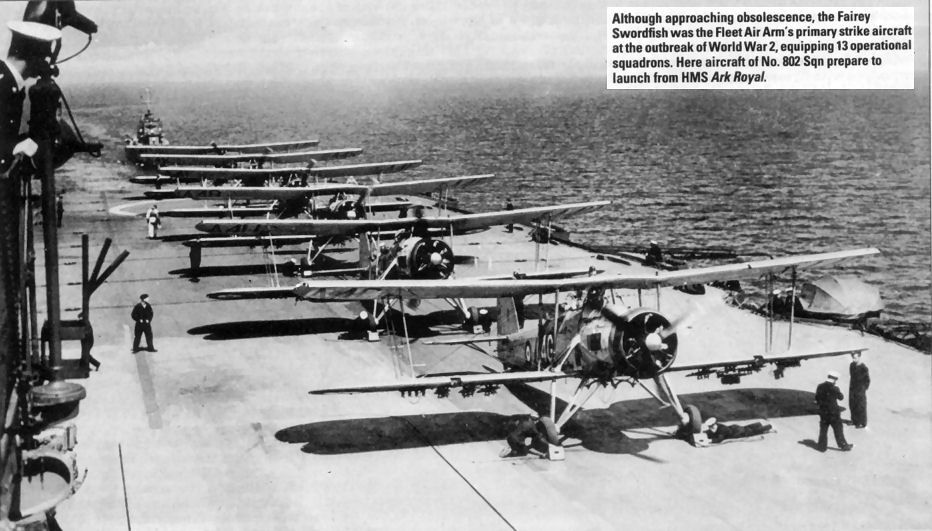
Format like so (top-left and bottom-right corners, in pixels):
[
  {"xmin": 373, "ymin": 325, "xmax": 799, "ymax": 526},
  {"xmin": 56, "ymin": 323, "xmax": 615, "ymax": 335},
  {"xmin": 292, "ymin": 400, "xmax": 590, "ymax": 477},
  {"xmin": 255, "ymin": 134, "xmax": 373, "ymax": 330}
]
[
  {"xmin": 131, "ymin": 293, "xmax": 157, "ymax": 353},
  {"xmin": 145, "ymin": 203, "xmax": 161, "ymax": 239},
  {"xmin": 849, "ymin": 352, "xmax": 870, "ymax": 429},
  {"xmin": 1, "ymin": 21, "xmax": 62, "ymax": 173},
  {"xmin": 56, "ymin": 192, "xmax": 64, "ymax": 226},
  {"xmin": 815, "ymin": 371, "xmax": 853, "ymax": 452},
  {"xmin": 644, "ymin": 240, "xmax": 664, "ymax": 266}
]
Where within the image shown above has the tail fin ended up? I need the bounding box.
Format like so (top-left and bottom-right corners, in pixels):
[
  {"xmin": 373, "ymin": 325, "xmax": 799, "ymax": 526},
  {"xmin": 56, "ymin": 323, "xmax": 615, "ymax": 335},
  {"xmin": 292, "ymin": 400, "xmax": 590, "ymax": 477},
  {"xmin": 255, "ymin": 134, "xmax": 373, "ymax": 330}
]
[{"xmin": 497, "ymin": 297, "xmax": 521, "ymax": 335}]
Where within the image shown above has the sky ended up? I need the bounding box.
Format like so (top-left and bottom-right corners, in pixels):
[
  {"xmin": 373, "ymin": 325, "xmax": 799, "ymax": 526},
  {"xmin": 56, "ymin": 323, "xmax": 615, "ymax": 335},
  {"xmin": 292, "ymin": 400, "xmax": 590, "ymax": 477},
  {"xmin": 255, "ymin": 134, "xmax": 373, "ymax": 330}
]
[{"xmin": 0, "ymin": 0, "xmax": 928, "ymax": 84}]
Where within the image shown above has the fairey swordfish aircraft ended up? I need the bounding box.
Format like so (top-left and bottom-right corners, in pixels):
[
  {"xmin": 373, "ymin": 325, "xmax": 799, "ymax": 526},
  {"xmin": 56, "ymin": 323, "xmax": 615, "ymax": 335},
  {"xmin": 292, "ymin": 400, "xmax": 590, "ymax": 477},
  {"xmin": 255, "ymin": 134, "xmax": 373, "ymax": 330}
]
[
  {"xmin": 205, "ymin": 200, "xmax": 612, "ymax": 327},
  {"xmin": 210, "ymin": 247, "xmax": 879, "ymax": 458}
]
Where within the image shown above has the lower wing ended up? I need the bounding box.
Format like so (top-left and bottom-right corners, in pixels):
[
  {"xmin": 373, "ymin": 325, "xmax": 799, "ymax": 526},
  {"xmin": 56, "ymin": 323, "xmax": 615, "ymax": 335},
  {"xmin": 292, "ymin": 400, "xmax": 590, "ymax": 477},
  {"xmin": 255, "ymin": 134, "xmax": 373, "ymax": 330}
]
[
  {"xmin": 310, "ymin": 370, "xmax": 569, "ymax": 395},
  {"xmin": 668, "ymin": 348, "xmax": 867, "ymax": 383}
]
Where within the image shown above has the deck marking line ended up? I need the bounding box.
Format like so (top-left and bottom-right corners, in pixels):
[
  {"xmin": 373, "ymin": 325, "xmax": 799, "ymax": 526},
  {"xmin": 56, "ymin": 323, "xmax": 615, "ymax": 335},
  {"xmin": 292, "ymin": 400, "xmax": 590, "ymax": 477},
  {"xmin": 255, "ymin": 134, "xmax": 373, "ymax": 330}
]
[
  {"xmin": 401, "ymin": 417, "xmax": 517, "ymax": 531},
  {"xmin": 131, "ymin": 339, "xmax": 163, "ymax": 429},
  {"xmin": 119, "ymin": 443, "xmax": 132, "ymax": 531}
]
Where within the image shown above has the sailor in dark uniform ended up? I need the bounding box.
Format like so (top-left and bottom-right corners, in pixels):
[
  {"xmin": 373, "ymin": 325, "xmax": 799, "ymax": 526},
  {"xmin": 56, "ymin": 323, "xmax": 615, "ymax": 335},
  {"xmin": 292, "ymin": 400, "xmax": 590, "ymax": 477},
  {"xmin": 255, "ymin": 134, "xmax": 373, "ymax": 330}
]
[
  {"xmin": 1, "ymin": 21, "xmax": 62, "ymax": 173},
  {"xmin": 644, "ymin": 240, "xmax": 664, "ymax": 267},
  {"xmin": 131, "ymin": 293, "xmax": 157, "ymax": 353},
  {"xmin": 815, "ymin": 371, "xmax": 853, "ymax": 452},
  {"xmin": 704, "ymin": 417, "xmax": 773, "ymax": 444},
  {"xmin": 849, "ymin": 352, "xmax": 870, "ymax": 428}
]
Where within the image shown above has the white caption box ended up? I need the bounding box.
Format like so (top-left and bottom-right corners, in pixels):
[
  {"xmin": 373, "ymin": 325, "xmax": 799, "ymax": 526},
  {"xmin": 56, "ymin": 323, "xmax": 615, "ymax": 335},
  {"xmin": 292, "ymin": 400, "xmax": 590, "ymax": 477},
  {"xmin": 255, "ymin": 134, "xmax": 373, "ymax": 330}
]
[{"xmin": 607, "ymin": 7, "xmax": 914, "ymax": 89}]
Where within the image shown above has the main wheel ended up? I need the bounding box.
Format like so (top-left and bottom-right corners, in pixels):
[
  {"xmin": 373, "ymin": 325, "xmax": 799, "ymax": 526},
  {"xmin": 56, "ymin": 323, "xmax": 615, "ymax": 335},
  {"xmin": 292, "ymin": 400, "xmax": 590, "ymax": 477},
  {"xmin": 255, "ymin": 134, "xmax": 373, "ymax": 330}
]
[{"xmin": 683, "ymin": 404, "xmax": 702, "ymax": 434}]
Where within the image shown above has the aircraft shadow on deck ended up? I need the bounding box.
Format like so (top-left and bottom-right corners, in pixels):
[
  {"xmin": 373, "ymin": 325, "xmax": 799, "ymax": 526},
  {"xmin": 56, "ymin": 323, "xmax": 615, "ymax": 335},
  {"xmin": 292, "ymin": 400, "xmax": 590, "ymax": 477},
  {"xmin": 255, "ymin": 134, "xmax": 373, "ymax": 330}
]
[
  {"xmin": 169, "ymin": 257, "xmax": 356, "ymax": 279},
  {"xmin": 188, "ymin": 308, "xmax": 469, "ymax": 341},
  {"xmin": 275, "ymin": 386, "xmax": 817, "ymax": 457},
  {"xmin": 188, "ymin": 317, "xmax": 360, "ymax": 340},
  {"xmin": 506, "ymin": 384, "xmax": 817, "ymax": 454}
]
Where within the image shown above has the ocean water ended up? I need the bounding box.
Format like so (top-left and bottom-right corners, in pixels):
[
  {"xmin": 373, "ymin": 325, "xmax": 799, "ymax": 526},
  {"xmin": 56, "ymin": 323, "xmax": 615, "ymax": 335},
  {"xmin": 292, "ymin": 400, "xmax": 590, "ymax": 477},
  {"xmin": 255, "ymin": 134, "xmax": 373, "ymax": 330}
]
[{"xmin": 67, "ymin": 79, "xmax": 930, "ymax": 328}]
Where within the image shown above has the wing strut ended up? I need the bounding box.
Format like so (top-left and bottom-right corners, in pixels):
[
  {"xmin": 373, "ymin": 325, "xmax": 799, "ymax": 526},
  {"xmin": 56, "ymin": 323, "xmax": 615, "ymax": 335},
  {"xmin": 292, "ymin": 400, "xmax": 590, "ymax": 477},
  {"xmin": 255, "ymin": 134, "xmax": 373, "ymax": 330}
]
[
  {"xmin": 765, "ymin": 272, "xmax": 774, "ymax": 354},
  {"xmin": 788, "ymin": 266, "xmax": 797, "ymax": 349},
  {"xmin": 555, "ymin": 380, "xmax": 600, "ymax": 430},
  {"xmin": 653, "ymin": 374, "xmax": 686, "ymax": 419},
  {"xmin": 549, "ymin": 333, "xmax": 580, "ymax": 421},
  {"xmin": 266, "ymin": 231, "xmax": 280, "ymax": 287},
  {"xmin": 399, "ymin": 296, "xmax": 415, "ymax": 375}
]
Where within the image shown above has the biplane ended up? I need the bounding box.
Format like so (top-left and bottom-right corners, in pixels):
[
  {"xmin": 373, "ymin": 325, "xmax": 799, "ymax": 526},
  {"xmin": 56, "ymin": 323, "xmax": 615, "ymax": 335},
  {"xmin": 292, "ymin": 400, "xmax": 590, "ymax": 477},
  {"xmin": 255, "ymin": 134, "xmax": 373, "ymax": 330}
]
[
  {"xmin": 205, "ymin": 200, "xmax": 611, "ymax": 327},
  {"xmin": 287, "ymin": 247, "xmax": 880, "ymax": 458}
]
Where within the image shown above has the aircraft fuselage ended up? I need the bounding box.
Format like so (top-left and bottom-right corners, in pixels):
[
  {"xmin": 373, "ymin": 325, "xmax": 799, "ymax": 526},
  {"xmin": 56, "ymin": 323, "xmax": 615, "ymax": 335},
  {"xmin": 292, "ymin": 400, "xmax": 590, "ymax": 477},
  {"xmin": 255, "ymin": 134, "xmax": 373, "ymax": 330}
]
[{"xmin": 499, "ymin": 307, "xmax": 679, "ymax": 382}]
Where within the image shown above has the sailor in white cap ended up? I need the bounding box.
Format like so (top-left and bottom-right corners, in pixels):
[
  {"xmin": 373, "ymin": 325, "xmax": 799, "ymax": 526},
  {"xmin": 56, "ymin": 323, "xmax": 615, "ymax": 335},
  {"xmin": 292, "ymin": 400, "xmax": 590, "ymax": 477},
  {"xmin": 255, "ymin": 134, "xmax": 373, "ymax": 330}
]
[
  {"xmin": 2, "ymin": 20, "xmax": 62, "ymax": 172},
  {"xmin": 815, "ymin": 369, "xmax": 853, "ymax": 452},
  {"xmin": 645, "ymin": 239, "xmax": 664, "ymax": 266}
]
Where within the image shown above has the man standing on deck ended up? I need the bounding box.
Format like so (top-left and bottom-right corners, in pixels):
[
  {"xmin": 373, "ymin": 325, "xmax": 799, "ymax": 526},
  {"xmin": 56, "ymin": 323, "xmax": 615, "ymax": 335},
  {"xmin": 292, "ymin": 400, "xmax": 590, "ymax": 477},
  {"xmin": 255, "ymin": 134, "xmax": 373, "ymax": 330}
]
[
  {"xmin": 815, "ymin": 371, "xmax": 853, "ymax": 452},
  {"xmin": 505, "ymin": 198, "xmax": 514, "ymax": 232},
  {"xmin": 145, "ymin": 204, "xmax": 161, "ymax": 239},
  {"xmin": 131, "ymin": 293, "xmax": 157, "ymax": 353},
  {"xmin": 1, "ymin": 21, "xmax": 61, "ymax": 173},
  {"xmin": 849, "ymin": 352, "xmax": 870, "ymax": 428}
]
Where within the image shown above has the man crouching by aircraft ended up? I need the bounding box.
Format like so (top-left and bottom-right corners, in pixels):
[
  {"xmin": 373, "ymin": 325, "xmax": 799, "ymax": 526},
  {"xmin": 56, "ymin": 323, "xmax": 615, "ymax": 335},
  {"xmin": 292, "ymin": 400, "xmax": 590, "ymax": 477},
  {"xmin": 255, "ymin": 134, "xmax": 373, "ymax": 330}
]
[{"xmin": 502, "ymin": 413, "xmax": 547, "ymax": 457}]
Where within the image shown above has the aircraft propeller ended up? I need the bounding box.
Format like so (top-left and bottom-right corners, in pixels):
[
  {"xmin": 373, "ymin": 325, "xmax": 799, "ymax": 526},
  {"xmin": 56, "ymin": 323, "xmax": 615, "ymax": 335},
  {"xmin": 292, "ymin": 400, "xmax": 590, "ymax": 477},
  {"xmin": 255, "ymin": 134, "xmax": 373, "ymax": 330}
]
[
  {"xmin": 411, "ymin": 238, "xmax": 455, "ymax": 279},
  {"xmin": 599, "ymin": 305, "xmax": 681, "ymax": 377}
]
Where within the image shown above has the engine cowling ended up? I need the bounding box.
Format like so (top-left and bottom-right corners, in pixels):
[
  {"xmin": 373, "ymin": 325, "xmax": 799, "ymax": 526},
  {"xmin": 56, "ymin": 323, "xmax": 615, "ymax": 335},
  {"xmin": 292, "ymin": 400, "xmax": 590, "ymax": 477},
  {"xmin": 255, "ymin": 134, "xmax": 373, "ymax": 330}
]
[
  {"xmin": 398, "ymin": 237, "xmax": 455, "ymax": 279},
  {"xmin": 574, "ymin": 308, "xmax": 678, "ymax": 380}
]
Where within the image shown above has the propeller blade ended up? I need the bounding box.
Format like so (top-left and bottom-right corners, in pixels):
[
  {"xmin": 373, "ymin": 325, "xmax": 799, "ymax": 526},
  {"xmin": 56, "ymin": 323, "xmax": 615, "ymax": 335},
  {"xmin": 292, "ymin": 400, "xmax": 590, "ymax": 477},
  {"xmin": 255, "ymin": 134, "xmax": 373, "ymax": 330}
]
[{"xmin": 659, "ymin": 304, "xmax": 705, "ymax": 339}]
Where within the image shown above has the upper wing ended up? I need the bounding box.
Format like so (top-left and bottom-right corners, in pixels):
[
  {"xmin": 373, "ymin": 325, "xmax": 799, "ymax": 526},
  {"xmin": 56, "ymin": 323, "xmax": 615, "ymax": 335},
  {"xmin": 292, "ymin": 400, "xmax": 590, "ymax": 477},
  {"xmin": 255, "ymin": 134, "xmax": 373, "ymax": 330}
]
[
  {"xmin": 145, "ymin": 175, "xmax": 495, "ymax": 201},
  {"xmin": 158, "ymin": 166, "xmax": 312, "ymax": 179},
  {"xmin": 668, "ymin": 348, "xmax": 867, "ymax": 383},
  {"xmin": 140, "ymin": 148, "xmax": 362, "ymax": 166},
  {"xmin": 285, "ymin": 248, "xmax": 880, "ymax": 300},
  {"xmin": 194, "ymin": 200, "xmax": 610, "ymax": 237},
  {"xmin": 442, "ymin": 202, "xmax": 609, "ymax": 233},
  {"xmin": 206, "ymin": 266, "xmax": 601, "ymax": 301},
  {"xmin": 147, "ymin": 184, "xmax": 355, "ymax": 201},
  {"xmin": 368, "ymin": 174, "xmax": 494, "ymax": 195},
  {"xmin": 309, "ymin": 370, "xmax": 568, "ymax": 395},
  {"xmin": 309, "ymin": 160, "xmax": 422, "ymax": 178},
  {"xmin": 125, "ymin": 139, "xmax": 320, "ymax": 155}
]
